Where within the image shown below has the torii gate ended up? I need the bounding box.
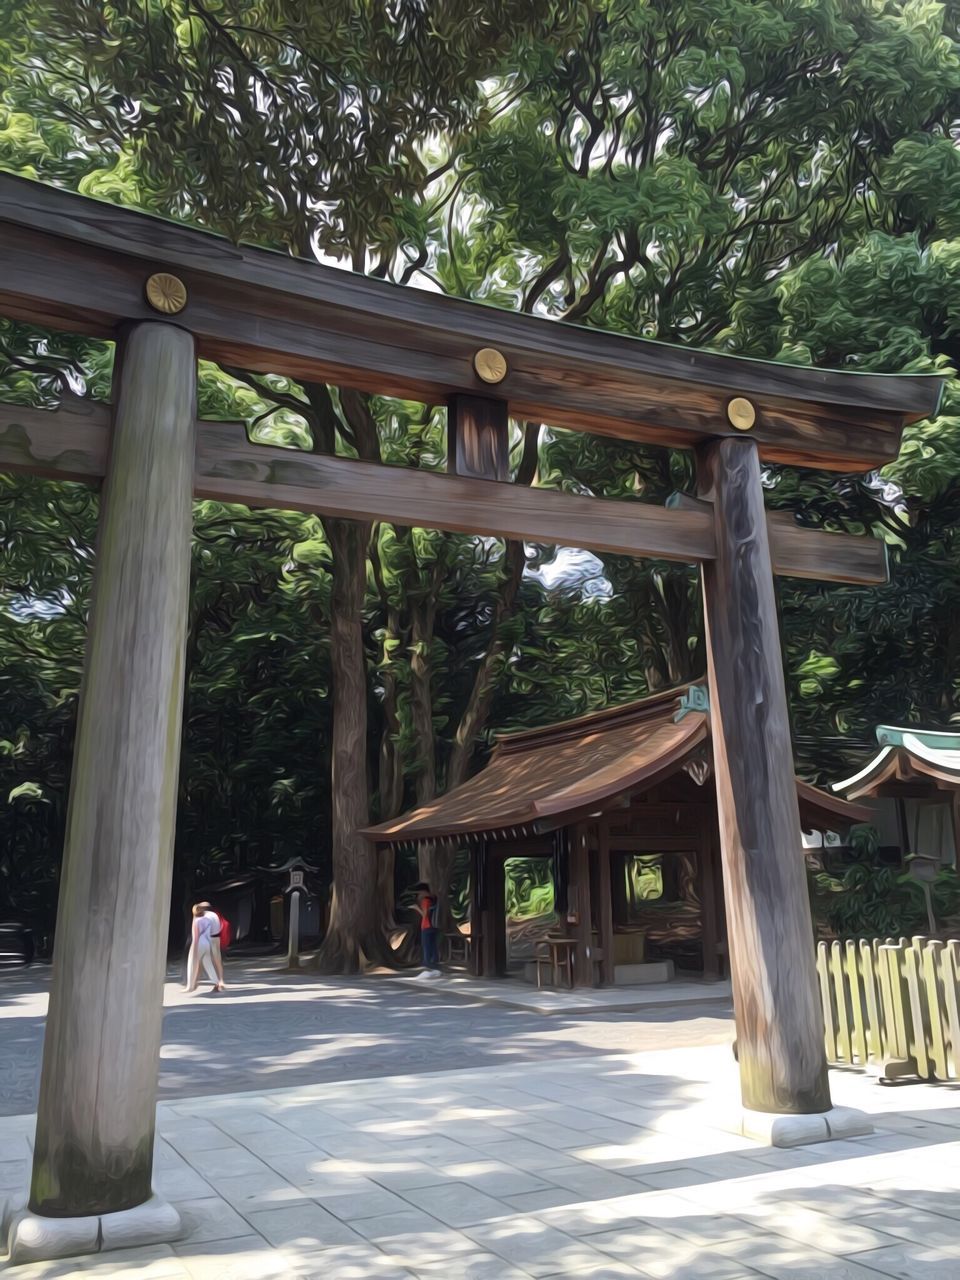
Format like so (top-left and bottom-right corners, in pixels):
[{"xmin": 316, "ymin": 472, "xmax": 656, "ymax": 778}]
[{"xmin": 0, "ymin": 173, "xmax": 943, "ymax": 1262}]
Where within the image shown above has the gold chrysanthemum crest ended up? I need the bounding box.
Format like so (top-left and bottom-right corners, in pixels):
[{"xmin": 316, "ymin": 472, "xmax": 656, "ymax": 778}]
[
  {"xmin": 727, "ymin": 397, "xmax": 756, "ymax": 431},
  {"xmin": 473, "ymin": 347, "xmax": 508, "ymax": 384},
  {"xmin": 145, "ymin": 272, "xmax": 188, "ymax": 315}
]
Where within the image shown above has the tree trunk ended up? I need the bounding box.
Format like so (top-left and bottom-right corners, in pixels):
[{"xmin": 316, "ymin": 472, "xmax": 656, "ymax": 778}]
[
  {"xmin": 404, "ymin": 425, "xmax": 540, "ymax": 923},
  {"xmin": 444, "ymin": 424, "xmax": 539, "ymax": 788},
  {"xmin": 375, "ymin": 606, "xmax": 404, "ymax": 936},
  {"xmin": 446, "ymin": 537, "xmax": 527, "ymax": 791},
  {"xmin": 292, "ymin": 385, "xmax": 400, "ymax": 972},
  {"xmin": 409, "ymin": 592, "xmax": 439, "ymax": 806},
  {"xmin": 405, "ymin": 537, "xmax": 527, "ymax": 938},
  {"xmin": 377, "ymin": 606, "xmax": 405, "ymax": 823},
  {"xmin": 312, "ymin": 517, "xmax": 390, "ymax": 972}
]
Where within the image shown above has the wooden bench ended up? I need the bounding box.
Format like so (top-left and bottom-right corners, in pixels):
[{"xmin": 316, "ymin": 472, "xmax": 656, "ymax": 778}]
[
  {"xmin": 443, "ymin": 930, "xmax": 471, "ymax": 967},
  {"xmin": 534, "ymin": 935, "xmax": 576, "ymax": 989}
]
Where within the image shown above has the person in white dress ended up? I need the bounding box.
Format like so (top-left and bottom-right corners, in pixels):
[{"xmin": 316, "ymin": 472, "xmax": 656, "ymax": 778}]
[
  {"xmin": 198, "ymin": 901, "xmax": 226, "ymax": 989},
  {"xmin": 184, "ymin": 902, "xmax": 223, "ymax": 993}
]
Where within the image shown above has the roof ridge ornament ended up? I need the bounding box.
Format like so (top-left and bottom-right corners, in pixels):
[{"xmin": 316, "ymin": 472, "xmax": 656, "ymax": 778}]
[{"xmin": 675, "ymin": 684, "xmax": 709, "ymax": 721}]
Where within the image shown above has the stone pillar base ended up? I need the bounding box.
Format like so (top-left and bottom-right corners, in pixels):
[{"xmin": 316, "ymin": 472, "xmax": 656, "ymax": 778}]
[
  {"xmin": 731, "ymin": 1105, "xmax": 874, "ymax": 1148},
  {"xmin": 5, "ymin": 1193, "xmax": 181, "ymax": 1265}
]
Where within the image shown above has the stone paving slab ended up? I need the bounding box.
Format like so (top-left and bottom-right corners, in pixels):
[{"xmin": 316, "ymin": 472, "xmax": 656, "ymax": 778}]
[{"xmin": 3, "ymin": 1044, "xmax": 960, "ymax": 1277}]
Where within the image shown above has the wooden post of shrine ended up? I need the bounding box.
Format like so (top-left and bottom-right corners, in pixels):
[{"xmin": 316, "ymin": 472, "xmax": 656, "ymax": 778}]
[
  {"xmin": 699, "ymin": 807, "xmax": 721, "ymax": 981},
  {"xmin": 11, "ymin": 322, "xmax": 196, "ymax": 1262},
  {"xmin": 569, "ymin": 823, "xmax": 594, "ymax": 987},
  {"xmin": 698, "ymin": 435, "xmax": 845, "ymax": 1133},
  {"xmin": 597, "ymin": 817, "xmax": 616, "ymax": 986},
  {"xmin": 469, "ymin": 841, "xmax": 484, "ymax": 977},
  {"xmin": 481, "ymin": 852, "xmax": 507, "ymax": 978}
]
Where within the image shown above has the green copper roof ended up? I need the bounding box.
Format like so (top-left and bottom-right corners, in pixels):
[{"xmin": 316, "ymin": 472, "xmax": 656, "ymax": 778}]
[
  {"xmin": 834, "ymin": 724, "xmax": 960, "ymax": 796},
  {"xmin": 876, "ymin": 725, "xmax": 960, "ymax": 752}
]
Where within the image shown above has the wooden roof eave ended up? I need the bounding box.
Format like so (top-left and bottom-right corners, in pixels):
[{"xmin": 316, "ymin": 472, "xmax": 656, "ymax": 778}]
[
  {"xmin": 834, "ymin": 745, "xmax": 960, "ymax": 800},
  {"xmin": 365, "ymin": 718, "xmax": 866, "ymax": 848},
  {"xmin": 832, "ymin": 746, "xmax": 898, "ymax": 799},
  {"xmin": 796, "ymin": 780, "xmax": 872, "ymax": 829}
]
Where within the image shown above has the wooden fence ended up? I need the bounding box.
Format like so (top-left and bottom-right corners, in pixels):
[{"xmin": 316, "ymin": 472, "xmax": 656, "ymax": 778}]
[{"xmin": 816, "ymin": 937, "xmax": 960, "ymax": 1082}]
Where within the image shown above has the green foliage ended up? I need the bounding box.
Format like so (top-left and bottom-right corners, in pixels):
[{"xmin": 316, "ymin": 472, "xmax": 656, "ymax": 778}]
[
  {"xmin": 505, "ymin": 859, "xmax": 555, "ymax": 920},
  {"xmin": 809, "ymin": 826, "xmax": 960, "ymax": 938},
  {"xmin": 626, "ymin": 856, "xmax": 664, "ymax": 903},
  {"xmin": 0, "ymin": 471, "xmax": 338, "ymax": 940},
  {"xmin": 0, "ymin": 0, "xmax": 576, "ymax": 259}
]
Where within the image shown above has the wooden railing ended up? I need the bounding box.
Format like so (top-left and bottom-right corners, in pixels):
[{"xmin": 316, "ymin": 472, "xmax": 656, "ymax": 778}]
[{"xmin": 816, "ymin": 937, "xmax": 960, "ymax": 1082}]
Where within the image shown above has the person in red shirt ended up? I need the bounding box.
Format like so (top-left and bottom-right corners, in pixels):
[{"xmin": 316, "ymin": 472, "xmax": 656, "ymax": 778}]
[{"xmin": 412, "ymin": 881, "xmax": 440, "ymax": 974}]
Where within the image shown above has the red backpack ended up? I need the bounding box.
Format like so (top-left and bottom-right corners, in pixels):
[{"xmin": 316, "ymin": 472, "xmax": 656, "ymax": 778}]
[{"xmin": 216, "ymin": 913, "xmax": 232, "ymax": 949}]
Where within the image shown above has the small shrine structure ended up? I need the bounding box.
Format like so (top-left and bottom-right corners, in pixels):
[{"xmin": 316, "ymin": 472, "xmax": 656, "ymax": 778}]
[
  {"xmin": 833, "ymin": 725, "xmax": 960, "ymax": 867},
  {"xmin": 367, "ymin": 684, "xmax": 868, "ymax": 987}
]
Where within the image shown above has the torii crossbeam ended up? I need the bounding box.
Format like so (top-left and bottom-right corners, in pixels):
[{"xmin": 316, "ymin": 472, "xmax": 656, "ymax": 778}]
[{"xmin": 0, "ymin": 172, "xmax": 943, "ymax": 1262}]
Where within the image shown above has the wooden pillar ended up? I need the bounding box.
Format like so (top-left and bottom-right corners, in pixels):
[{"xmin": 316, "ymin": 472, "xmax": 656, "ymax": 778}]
[
  {"xmin": 481, "ymin": 852, "xmax": 506, "ymax": 977},
  {"xmin": 569, "ymin": 823, "xmax": 594, "ymax": 987},
  {"xmin": 610, "ymin": 849, "xmax": 628, "ymax": 927},
  {"xmin": 895, "ymin": 795, "xmax": 911, "ymax": 862},
  {"xmin": 597, "ymin": 817, "xmax": 615, "ymax": 986},
  {"xmin": 698, "ymin": 436, "xmax": 830, "ymax": 1116},
  {"xmin": 705, "ymin": 804, "xmax": 730, "ymax": 976},
  {"xmin": 30, "ymin": 322, "xmax": 197, "ymax": 1215},
  {"xmin": 469, "ymin": 840, "xmax": 483, "ymax": 977},
  {"xmin": 552, "ymin": 828, "xmax": 569, "ymax": 917},
  {"xmin": 287, "ymin": 890, "xmax": 302, "ymax": 969},
  {"xmin": 699, "ymin": 808, "xmax": 720, "ymax": 981},
  {"xmin": 447, "ymin": 394, "xmax": 509, "ymax": 480}
]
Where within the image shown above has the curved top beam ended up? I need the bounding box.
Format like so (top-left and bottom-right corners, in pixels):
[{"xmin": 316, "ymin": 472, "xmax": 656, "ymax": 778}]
[{"xmin": 0, "ymin": 173, "xmax": 943, "ymax": 470}]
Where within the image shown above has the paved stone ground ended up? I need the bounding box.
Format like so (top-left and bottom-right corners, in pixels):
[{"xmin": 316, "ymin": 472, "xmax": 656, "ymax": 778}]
[
  {"xmin": 2, "ymin": 1043, "xmax": 960, "ymax": 1278},
  {"xmin": 390, "ymin": 973, "xmax": 733, "ymax": 1015},
  {"xmin": 0, "ymin": 959, "xmax": 734, "ymax": 1117}
]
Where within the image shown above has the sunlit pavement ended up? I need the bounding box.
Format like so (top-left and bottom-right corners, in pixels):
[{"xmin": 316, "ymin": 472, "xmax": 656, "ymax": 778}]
[
  {"xmin": 3, "ymin": 966, "xmax": 960, "ymax": 1277},
  {"xmin": 3, "ymin": 1045, "xmax": 960, "ymax": 1278},
  {"xmin": 0, "ymin": 957, "xmax": 734, "ymax": 1117}
]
